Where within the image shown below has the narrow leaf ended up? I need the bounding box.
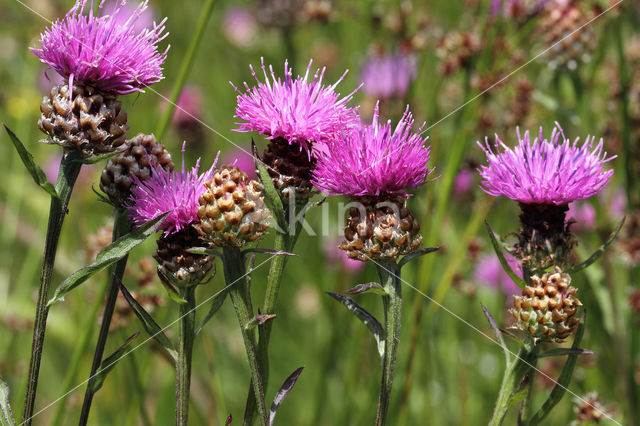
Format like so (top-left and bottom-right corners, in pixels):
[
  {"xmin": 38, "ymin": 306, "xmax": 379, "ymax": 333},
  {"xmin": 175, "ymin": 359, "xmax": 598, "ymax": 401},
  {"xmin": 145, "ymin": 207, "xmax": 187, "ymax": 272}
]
[
  {"xmin": 500, "ymin": 328, "xmax": 525, "ymax": 349},
  {"xmin": 4, "ymin": 125, "xmax": 58, "ymax": 198},
  {"xmin": 345, "ymin": 282, "xmax": 387, "ymax": 296},
  {"xmin": 569, "ymin": 217, "xmax": 625, "ymax": 274},
  {"xmin": 119, "ymin": 281, "xmax": 177, "ymax": 360},
  {"xmin": 47, "ymin": 213, "xmax": 169, "ymax": 306},
  {"xmin": 253, "ymin": 140, "xmax": 287, "ymax": 232},
  {"xmin": 485, "ymin": 221, "xmax": 526, "ymax": 289},
  {"xmin": 88, "ymin": 333, "xmax": 140, "ymax": 393},
  {"xmin": 157, "ymin": 270, "xmax": 188, "ymax": 304},
  {"xmin": 268, "ymin": 367, "xmax": 304, "ymax": 426},
  {"xmin": 195, "ymin": 289, "xmax": 229, "ymax": 336},
  {"xmin": 327, "ymin": 292, "xmax": 385, "ymax": 359},
  {"xmin": 538, "ymin": 347, "xmax": 593, "ymax": 358},
  {"xmin": 245, "ymin": 313, "xmax": 277, "ymax": 330},
  {"xmin": 0, "ymin": 376, "xmax": 16, "ymax": 426},
  {"xmin": 187, "ymin": 247, "xmax": 222, "ymax": 257},
  {"xmin": 526, "ymin": 312, "xmax": 587, "ymax": 426},
  {"xmin": 78, "ymin": 150, "xmax": 120, "ymax": 165},
  {"xmin": 398, "ymin": 246, "xmax": 440, "ymax": 267},
  {"xmin": 507, "ymin": 375, "xmax": 530, "ymax": 407},
  {"xmin": 482, "ymin": 304, "xmax": 511, "ymax": 363}
]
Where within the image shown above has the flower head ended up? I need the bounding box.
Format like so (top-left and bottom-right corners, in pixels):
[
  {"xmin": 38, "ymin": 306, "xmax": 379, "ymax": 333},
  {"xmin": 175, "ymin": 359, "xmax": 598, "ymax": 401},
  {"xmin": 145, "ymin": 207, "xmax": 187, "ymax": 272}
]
[
  {"xmin": 31, "ymin": 0, "xmax": 169, "ymax": 94},
  {"xmin": 360, "ymin": 52, "xmax": 416, "ymax": 99},
  {"xmin": 127, "ymin": 143, "xmax": 217, "ymax": 235},
  {"xmin": 232, "ymin": 58, "xmax": 359, "ymax": 152},
  {"xmin": 477, "ymin": 123, "xmax": 614, "ymax": 205},
  {"xmin": 312, "ymin": 105, "xmax": 432, "ymax": 197}
]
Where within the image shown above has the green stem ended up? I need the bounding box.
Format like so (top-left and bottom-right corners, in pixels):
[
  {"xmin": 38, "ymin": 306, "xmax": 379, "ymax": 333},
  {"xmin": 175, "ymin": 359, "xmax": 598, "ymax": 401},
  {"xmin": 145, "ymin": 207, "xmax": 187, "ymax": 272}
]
[
  {"xmin": 489, "ymin": 347, "xmax": 537, "ymax": 426},
  {"xmin": 176, "ymin": 286, "xmax": 196, "ymax": 426},
  {"xmin": 222, "ymin": 247, "xmax": 267, "ymax": 426},
  {"xmin": 375, "ymin": 261, "xmax": 403, "ymax": 426},
  {"xmin": 21, "ymin": 151, "xmax": 82, "ymax": 425},
  {"xmin": 78, "ymin": 210, "xmax": 131, "ymax": 425},
  {"xmin": 155, "ymin": 0, "xmax": 216, "ymax": 140},
  {"xmin": 49, "ymin": 271, "xmax": 111, "ymax": 426}
]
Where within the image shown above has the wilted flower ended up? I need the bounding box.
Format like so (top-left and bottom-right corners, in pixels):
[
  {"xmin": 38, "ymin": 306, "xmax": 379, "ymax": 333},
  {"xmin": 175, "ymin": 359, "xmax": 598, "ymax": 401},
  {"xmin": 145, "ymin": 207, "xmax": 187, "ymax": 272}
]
[
  {"xmin": 312, "ymin": 104, "xmax": 432, "ymax": 197},
  {"xmin": 360, "ymin": 52, "xmax": 417, "ymax": 99},
  {"xmin": 31, "ymin": 0, "xmax": 168, "ymax": 94},
  {"xmin": 126, "ymin": 143, "xmax": 217, "ymax": 235},
  {"xmin": 477, "ymin": 123, "xmax": 614, "ymax": 205},
  {"xmin": 232, "ymin": 58, "xmax": 359, "ymax": 152}
]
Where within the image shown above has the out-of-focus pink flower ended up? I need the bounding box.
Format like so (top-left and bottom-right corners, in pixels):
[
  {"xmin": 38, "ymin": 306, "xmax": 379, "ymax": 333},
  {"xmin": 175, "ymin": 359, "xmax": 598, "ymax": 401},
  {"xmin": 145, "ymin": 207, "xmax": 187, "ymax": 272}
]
[
  {"xmin": 44, "ymin": 153, "xmax": 94, "ymax": 186},
  {"xmin": 609, "ymin": 189, "xmax": 627, "ymax": 220},
  {"xmin": 37, "ymin": 67, "xmax": 65, "ymax": 94},
  {"xmin": 567, "ymin": 202, "xmax": 596, "ymax": 231},
  {"xmin": 453, "ymin": 169, "xmax": 474, "ymax": 196},
  {"xmin": 220, "ymin": 148, "xmax": 256, "ymax": 179},
  {"xmin": 474, "ymin": 253, "xmax": 521, "ymax": 295},
  {"xmin": 324, "ymin": 238, "xmax": 364, "ymax": 274},
  {"xmin": 222, "ymin": 6, "xmax": 257, "ymax": 48},
  {"xmin": 171, "ymin": 85, "xmax": 203, "ymax": 128},
  {"xmin": 360, "ymin": 52, "xmax": 417, "ymax": 99}
]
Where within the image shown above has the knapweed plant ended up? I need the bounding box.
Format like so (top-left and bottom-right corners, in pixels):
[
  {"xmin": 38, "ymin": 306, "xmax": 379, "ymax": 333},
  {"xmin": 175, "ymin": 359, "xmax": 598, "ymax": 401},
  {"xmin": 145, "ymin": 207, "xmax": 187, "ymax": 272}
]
[{"xmin": 478, "ymin": 124, "xmax": 622, "ymax": 425}]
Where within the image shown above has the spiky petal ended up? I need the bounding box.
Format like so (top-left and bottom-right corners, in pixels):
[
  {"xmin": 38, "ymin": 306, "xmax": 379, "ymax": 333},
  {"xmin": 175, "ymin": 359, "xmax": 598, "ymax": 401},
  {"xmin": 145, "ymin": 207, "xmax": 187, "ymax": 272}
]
[
  {"xmin": 312, "ymin": 105, "xmax": 432, "ymax": 197},
  {"xmin": 126, "ymin": 144, "xmax": 217, "ymax": 235},
  {"xmin": 31, "ymin": 0, "xmax": 169, "ymax": 94},
  {"xmin": 231, "ymin": 58, "xmax": 359, "ymax": 152},
  {"xmin": 477, "ymin": 123, "xmax": 615, "ymax": 205}
]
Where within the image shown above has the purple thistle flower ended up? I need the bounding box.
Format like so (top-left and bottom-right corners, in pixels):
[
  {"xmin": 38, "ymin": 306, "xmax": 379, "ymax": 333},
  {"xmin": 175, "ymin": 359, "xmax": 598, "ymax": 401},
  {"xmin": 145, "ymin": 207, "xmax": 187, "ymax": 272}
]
[
  {"xmin": 360, "ymin": 52, "xmax": 417, "ymax": 99},
  {"xmin": 231, "ymin": 58, "xmax": 360, "ymax": 152},
  {"xmin": 312, "ymin": 104, "xmax": 432, "ymax": 197},
  {"xmin": 31, "ymin": 0, "xmax": 169, "ymax": 94},
  {"xmin": 477, "ymin": 123, "xmax": 615, "ymax": 205},
  {"xmin": 127, "ymin": 143, "xmax": 218, "ymax": 235}
]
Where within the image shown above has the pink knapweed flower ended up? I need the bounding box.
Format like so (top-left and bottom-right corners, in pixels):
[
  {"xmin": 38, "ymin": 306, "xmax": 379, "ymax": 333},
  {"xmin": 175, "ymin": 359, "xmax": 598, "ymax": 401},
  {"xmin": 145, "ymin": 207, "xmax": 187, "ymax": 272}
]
[
  {"xmin": 232, "ymin": 58, "xmax": 360, "ymax": 152},
  {"xmin": 31, "ymin": 0, "xmax": 169, "ymax": 94},
  {"xmin": 127, "ymin": 144, "xmax": 217, "ymax": 235},
  {"xmin": 171, "ymin": 85, "xmax": 203, "ymax": 128},
  {"xmin": 567, "ymin": 202, "xmax": 596, "ymax": 231},
  {"xmin": 477, "ymin": 123, "xmax": 614, "ymax": 205},
  {"xmin": 453, "ymin": 169, "xmax": 475, "ymax": 196},
  {"xmin": 474, "ymin": 253, "xmax": 521, "ymax": 295},
  {"xmin": 360, "ymin": 52, "xmax": 417, "ymax": 99},
  {"xmin": 312, "ymin": 104, "xmax": 432, "ymax": 197},
  {"xmin": 221, "ymin": 148, "xmax": 256, "ymax": 179},
  {"xmin": 222, "ymin": 6, "xmax": 257, "ymax": 47}
]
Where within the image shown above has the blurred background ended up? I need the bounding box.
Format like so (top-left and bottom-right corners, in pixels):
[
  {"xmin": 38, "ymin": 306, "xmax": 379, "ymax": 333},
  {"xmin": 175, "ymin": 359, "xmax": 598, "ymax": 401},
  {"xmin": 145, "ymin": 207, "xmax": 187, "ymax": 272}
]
[{"xmin": 0, "ymin": 0, "xmax": 638, "ymax": 424}]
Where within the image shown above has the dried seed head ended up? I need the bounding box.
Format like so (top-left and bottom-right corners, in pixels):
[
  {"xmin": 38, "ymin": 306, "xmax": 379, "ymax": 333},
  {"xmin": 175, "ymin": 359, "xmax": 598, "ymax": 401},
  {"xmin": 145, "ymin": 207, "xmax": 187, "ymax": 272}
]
[
  {"xmin": 38, "ymin": 84, "xmax": 129, "ymax": 157},
  {"xmin": 195, "ymin": 165, "xmax": 271, "ymax": 248},
  {"xmin": 100, "ymin": 133, "xmax": 174, "ymax": 207},
  {"xmin": 340, "ymin": 194, "xmax": 422, "ymax": 262},
  {"xmin": 509, "ymin": 268, "xmax": 581, "ymax": 343}
]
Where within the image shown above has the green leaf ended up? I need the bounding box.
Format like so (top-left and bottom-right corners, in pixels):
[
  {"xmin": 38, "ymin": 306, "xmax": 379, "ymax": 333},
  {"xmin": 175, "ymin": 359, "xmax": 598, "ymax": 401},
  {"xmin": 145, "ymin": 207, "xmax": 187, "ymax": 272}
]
[
  {"xmin": 194, "ymin": 289, "xmax": 228, "ymax": 336},
  {"xmin": 88, "ymin": 332, "xmax": 140, "ymax": 393},
  {"xmin": 507, "ymin": 375, "xmax": 530, "ymax": 408},
  {"xmin": 119, "ymin": 281, "xmax": 177, "ymax": 361},
  {"xmin": 327, "ymin": 292, "xmax": 385, "ymax": 359},
  {"xmin": 187, "ymin": 247, "xmax": 223, "ymax": 257},
  {"xmin": 482, "ymin": 304, "xmax": 512, "ymax": 363},
  {"xmin": 538, "ymin": 347, "xmax": 593, "ymax": 358},
  {"xmin": 253, "ymin": 140, "xmax": 287, "ymax": 233},
  {"xmin": 398, "ymin": 246, "xmax": 440, "ymax": 268},
  {"xmin": 345, "ymin": 282, "xmax": 387, "ymax": 296},
  {"xmin": 77, "ymin": 150, "xmax": 120, "ymax": 165},
  {"xmin": 0, "ymin": 376, "xmax": 16, "ymax": 426},
  {"xmin": 268, "ymin": 367, "xmax": 304, "ymax": 426},
  {"xmin": 47, "ymin": 212, "xmax": 169, "ymax": 306},
  {"xmin": 4, "ymin": 124, "xmax": 58, "ymax": 199},
  {"xmin": 157, "ymin": 270, "xmax": 188, "ymax": 304},
  {"xmin": 245, "ymin": 313, "xmax": 277, "ymax": 330},
  {"xmin": 485, "ymin": 221, "xmax": 526, "ymax": 289},
  {"xmin": 569, "ymin": 216, "xmax": 625, "ymax": 274},
  {"xmin": 526, "ymin": 312, "xmax": 587, "ymax": 426}
]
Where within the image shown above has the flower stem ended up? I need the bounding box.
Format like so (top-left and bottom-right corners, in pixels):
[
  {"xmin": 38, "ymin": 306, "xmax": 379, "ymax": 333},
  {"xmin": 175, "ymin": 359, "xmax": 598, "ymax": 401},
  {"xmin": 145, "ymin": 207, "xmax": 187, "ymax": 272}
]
[
  {"xmin": 489, "ymin": 347, "xmax": 537, "ymax": 426},
  {"xmin": 78, "ymin": 210, "xmax": 131, "ymax": 425},
  {"xmin": 155, "ymin": 0, "xmax": 216, "ymax": 140},
  {"xmin": 176, "ymin": 286, "xmax": 196, "ymax": 426},
  {"xmin": 21, "ymin": 151, "xmax": 82, "ymax": 425},
  {"xmin": 375, "ymin": 261, "xmax": 403, "ymax": 426},
  {"xmin": 222, "ymin": 246, "xmax": 267, "ymax": 426}
]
